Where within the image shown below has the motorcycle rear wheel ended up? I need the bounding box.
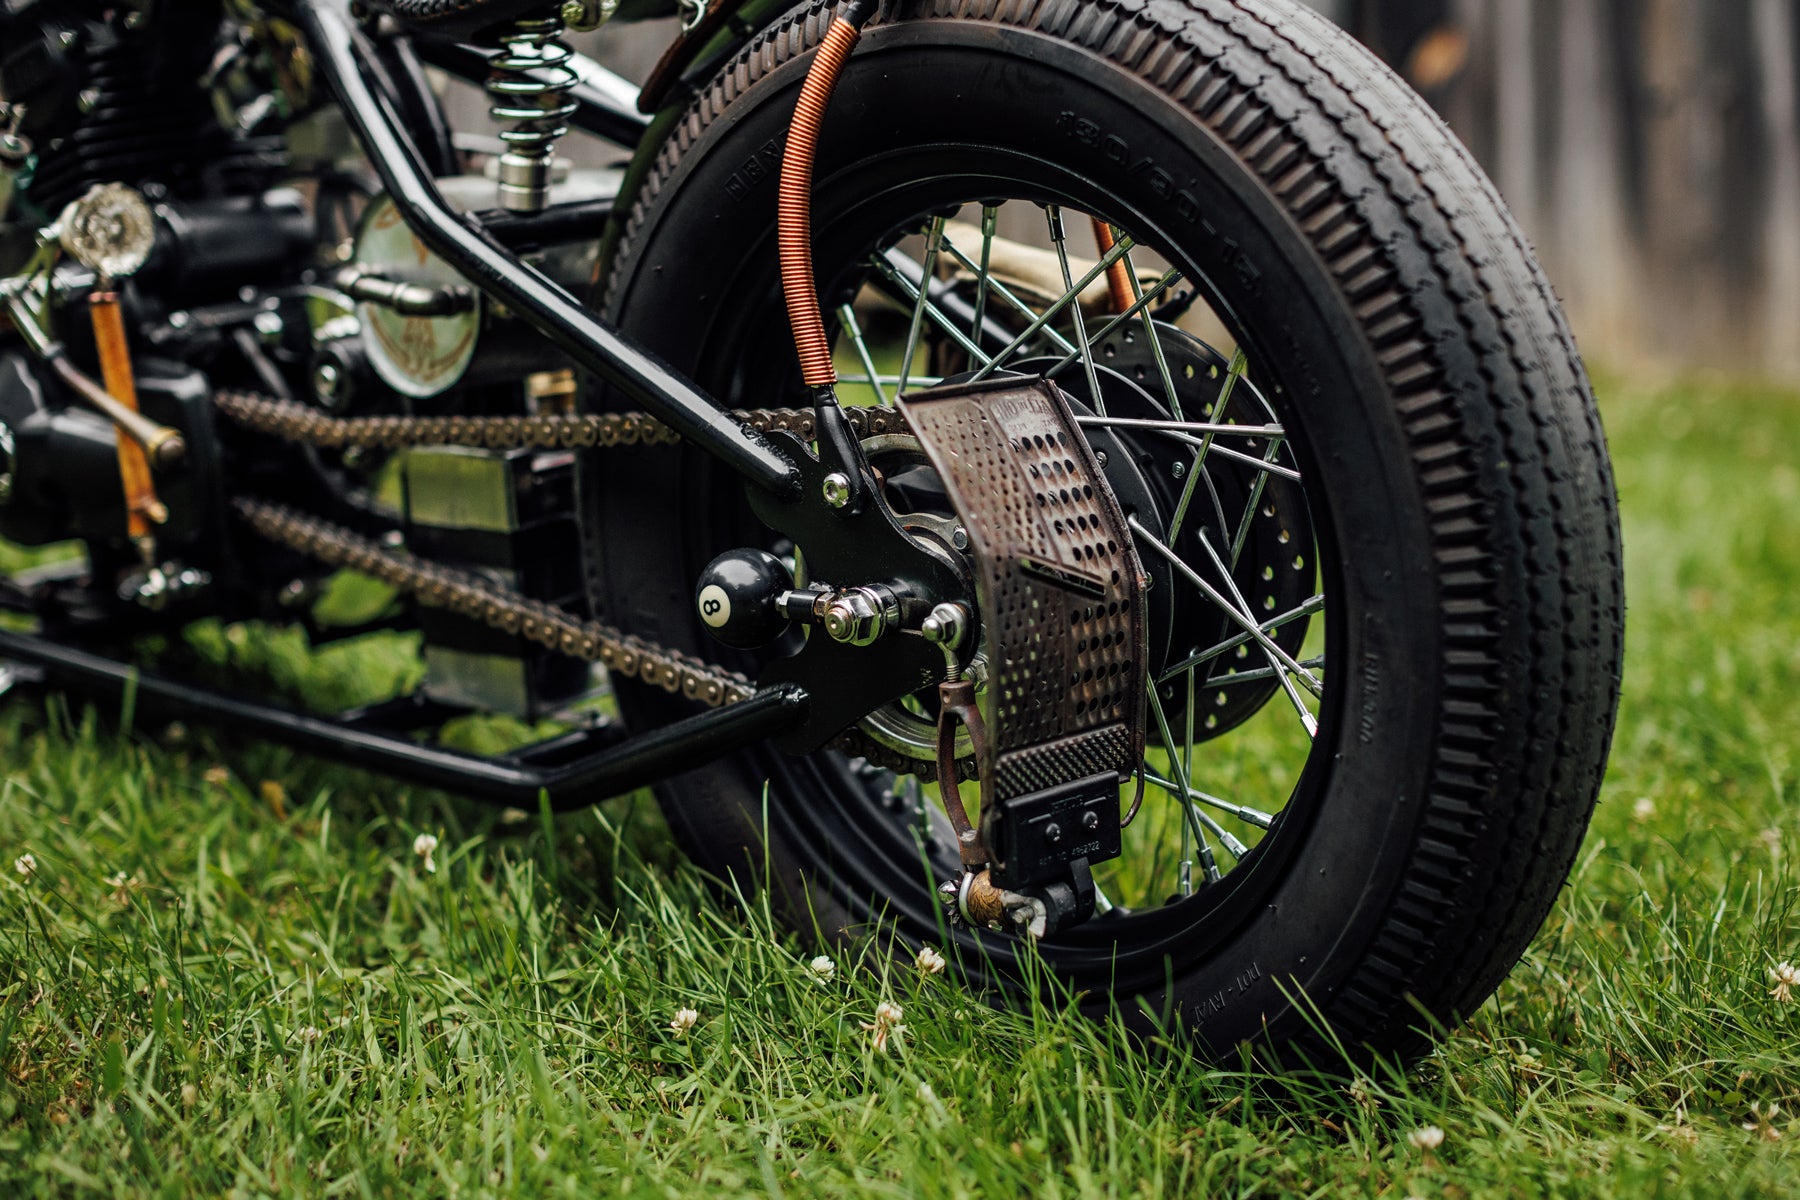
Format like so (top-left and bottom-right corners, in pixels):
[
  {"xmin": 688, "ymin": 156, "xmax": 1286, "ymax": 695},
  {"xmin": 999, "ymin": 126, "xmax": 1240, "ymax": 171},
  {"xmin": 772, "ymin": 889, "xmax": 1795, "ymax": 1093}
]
[{"xmin": 588, "ymin": 0, "xmax": 1623, "ymax": 1065}]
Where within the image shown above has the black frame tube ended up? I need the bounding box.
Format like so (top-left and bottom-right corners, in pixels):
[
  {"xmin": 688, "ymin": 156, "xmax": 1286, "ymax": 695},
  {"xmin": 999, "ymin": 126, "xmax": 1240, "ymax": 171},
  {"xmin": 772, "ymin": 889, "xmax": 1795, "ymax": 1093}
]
[
  {"xmin": 0, "ymin": 631, "xmax": 808, "ymax": 811},
  {"xmin": 292, "ymin": 0, "xmax": 803, "ymax": 500}
]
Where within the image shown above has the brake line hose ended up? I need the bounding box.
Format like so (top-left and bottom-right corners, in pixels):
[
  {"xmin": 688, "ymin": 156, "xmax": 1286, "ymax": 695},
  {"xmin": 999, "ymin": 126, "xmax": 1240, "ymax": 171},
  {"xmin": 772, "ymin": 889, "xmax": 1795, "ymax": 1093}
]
[{"xmin": 779, "ymin": 0, "xmax": 876, "ymax": 390}]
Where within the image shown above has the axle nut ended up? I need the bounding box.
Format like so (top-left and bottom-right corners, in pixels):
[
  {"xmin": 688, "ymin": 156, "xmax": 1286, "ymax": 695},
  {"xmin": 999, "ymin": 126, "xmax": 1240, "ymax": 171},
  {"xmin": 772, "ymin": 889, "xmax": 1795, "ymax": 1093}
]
[
  {"xmin": 822, "ymin": 586, "xmax": 899, "ymax": 647},
  {"xmin": 821, "ymin": 472, "xmax": 853, "ymax": 509}
]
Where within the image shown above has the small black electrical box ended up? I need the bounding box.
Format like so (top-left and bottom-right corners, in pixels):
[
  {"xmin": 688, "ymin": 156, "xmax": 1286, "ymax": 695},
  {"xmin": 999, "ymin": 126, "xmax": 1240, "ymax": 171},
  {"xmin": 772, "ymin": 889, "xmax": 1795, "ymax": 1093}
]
[{"xmin": 990, "ymin": 772, "xmax": 1124, "ymax": 890}]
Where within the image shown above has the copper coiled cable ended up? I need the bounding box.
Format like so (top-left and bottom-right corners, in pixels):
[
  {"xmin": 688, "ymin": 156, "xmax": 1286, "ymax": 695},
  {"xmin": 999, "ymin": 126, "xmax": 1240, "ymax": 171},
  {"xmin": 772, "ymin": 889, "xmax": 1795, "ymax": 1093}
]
[{"xmin": 779, "ymin": 11, "xmax": 868, "ymax": 389}]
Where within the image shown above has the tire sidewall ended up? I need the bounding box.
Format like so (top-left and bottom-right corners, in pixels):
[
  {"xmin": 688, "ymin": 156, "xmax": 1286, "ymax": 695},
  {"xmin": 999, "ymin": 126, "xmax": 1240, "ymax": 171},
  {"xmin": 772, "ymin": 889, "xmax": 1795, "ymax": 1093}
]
[{"xmin": 593, "ymin": 10, "xmax": 1447, "ymax": 1053}]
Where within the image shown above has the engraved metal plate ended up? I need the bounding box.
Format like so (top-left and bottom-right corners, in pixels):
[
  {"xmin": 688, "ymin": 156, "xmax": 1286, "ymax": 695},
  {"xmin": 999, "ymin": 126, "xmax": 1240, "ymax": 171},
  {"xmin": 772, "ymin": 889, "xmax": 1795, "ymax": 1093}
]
[{"xmin": 898, "ymin": 377, "xmax": 1146, "ymax": 802}]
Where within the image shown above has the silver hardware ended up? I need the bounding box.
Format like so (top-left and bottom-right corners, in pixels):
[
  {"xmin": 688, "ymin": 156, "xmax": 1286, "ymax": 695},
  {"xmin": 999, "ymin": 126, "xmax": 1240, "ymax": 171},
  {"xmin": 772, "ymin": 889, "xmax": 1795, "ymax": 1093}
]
[
  {"xmin": 678, "ymin": 0, "xmax": 710, "ymax": 34},
  {"xmin": 920, "ymin": 602, "xmax": 968, "ymax": 651},
  {"xmin": 559, "ymin": 0, "xmax": 619, "ymax": 30},
  {"xmin": 312, "ymin": 360, "xmax": 343, "ymax": 406},
  {"xmin": 120, "ymin": 564, "xmax": 211, "ymax": 612},
  {"xmin": 0, "ymin": 420, "xmax": 14, "ymax": 505},
  {"xmin": 821, "ymin": 472, "xmax": 853, "ymax": 509},
  {"xmin": 57, "ymin": 183, "xmax": 156, "ymax": 281},
  {"xmin": 822, "ymin": 586, "xmax": 900, "ymax": 647},
  {"xmin": 950, "ymin": 525, "xmax": 970, "ymax": 551},
  {"xmin": 486, "ymin": 16, "xmax": 579, "ymax": 213}
]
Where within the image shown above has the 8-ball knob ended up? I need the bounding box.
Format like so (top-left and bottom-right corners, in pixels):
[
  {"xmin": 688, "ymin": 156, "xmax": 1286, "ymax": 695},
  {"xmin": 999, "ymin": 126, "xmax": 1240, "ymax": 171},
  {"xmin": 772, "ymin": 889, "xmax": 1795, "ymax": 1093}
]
[{"xmin": 694, "ymin": 548, "xmax": 794, "ymax": 649}]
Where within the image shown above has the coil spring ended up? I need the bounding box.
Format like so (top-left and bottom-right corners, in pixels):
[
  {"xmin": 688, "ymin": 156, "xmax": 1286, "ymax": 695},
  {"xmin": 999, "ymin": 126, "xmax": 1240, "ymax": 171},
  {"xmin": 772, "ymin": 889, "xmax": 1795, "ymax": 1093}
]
[{"xmin": 484, "ymin": 16, "xmax": 579, "ymax": 213}]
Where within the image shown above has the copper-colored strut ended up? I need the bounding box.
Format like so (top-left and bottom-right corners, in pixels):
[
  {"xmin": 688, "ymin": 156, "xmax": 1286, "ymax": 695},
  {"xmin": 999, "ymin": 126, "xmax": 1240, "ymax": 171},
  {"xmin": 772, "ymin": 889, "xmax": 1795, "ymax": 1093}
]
[{"xmin": 88, "ymin": 291, "xmax": 167, "ymax": 543}]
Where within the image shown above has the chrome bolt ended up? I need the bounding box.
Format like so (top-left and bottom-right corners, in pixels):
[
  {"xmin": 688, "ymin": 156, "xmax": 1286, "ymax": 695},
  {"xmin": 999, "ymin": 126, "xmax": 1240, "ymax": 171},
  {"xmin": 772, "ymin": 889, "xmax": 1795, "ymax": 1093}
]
[
  {"xmin": 920, "ymin": 602, "xmax": 969, "ymax": 651},
  {"xmin": 1172, "ymin": 461, "xmax": 1187, "ymax": 480},
  {"xmin": 821, "ymin": 472, "xmax": 853, "ymax": 509},
  {"xmin": 950, "ymin": 526, "xmax": 970, "ymax": 552},
  {"xmin": 821, "ymin": 587, "xmax": 897, "ymax": 647},
  {"xmin": 313, "ymin": 360, "xmax": 342, "ymax": 403}
]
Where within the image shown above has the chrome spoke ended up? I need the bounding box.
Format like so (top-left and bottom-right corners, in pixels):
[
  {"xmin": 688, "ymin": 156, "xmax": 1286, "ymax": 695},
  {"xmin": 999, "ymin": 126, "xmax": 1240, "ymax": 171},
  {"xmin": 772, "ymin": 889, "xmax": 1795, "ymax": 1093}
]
[
  {"xmin": 1228, "ymin": 442, "xmax": 1288, "ymax": 570},
  {"xmin": 1146, "ymin": 679, "xmax": 1220, "ymax": 888},
  {"xmin": 1192, "ymin": 527, "xmax": 1322, "ymax": 728},
  {"xmin": 1142, "ymin": 773, "xmax": 1277, "ymax": 831},
  {"xmin": 969, "ymin": 233, "xmax": 1136, "ymax": 383},
  {"xmin": 970, "ymin": 205, "xmax": 998, "ymax": 350},
  {"xmin": 1046, "ymin": 207, "xmax": 1107, "ymax": 415},
  {"xmin": 897, "ymin": 215, "xmax": 946, "ymax": 394},
  {"xmin": 1207, "ymin": 655, "xmax": 1327, "ymax": 688},
  {"xmin": 838, "ymin": 373, "xmax": 945, "ymax": 388},
  {"xmin": 1044, "ymin": 268, "xmax": 1184, "ymax": 381},
  {"xmin": 1132, "ymin": 516, "xmax": 1322, "ymax": 698},
  {"xmin": 1118, "ymin": 237, "xmax": 1187, "ymax": 421},
  {"xmin": 1075, "ymin": 416, "xmax": 1284, "ymax": 440},
  {"xmin": 871, "ymin": 242, "xmax": 992, "ymax": 375},
  {"xmin": 939, "ymin": 226, "xmax": 1079, "ymax": 356},
  {"xmin": 1159, "ymin": 594, "xmax": 1326, "ymax": 683},
  {"xmin": 836, "ymin": 303, "xmax": 889, "ymax": 408},
  {"xmin": 1169, "ymin": 347, "xmax": 1250, "ymax": 545}
]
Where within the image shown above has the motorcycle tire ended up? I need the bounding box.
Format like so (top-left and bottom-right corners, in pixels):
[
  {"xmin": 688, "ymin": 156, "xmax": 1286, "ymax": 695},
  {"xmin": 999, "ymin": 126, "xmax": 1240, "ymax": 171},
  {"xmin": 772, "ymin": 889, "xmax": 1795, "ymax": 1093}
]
[{"xmin": 587, "ymin": 0, "xmax": 1623, "ymax": 1066}]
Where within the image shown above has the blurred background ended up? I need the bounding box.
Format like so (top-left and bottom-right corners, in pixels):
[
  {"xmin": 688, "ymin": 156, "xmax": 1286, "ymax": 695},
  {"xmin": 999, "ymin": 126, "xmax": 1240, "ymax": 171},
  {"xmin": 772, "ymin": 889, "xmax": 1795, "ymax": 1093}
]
[{"xmin": 508, "ymin": 0, "xmax": 1800, "ymax": 384}]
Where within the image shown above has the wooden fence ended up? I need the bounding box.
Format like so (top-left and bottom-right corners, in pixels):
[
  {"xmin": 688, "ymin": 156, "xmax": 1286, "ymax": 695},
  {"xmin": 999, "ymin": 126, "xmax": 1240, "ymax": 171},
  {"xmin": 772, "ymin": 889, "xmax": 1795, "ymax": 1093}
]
[{"xmin": 519, "ymin": 2, "xmax": 1800, "ymax": 379}]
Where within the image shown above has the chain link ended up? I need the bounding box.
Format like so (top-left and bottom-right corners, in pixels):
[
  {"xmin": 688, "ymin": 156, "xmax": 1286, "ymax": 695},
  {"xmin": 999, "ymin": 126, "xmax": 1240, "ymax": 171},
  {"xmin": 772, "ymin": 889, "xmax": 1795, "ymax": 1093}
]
[
  {"xmin": 220, "ymin": 392, "xmax": 954, "ymax": 780},
  {"xmin": 212, "ymin": 390, "xmax": 912, "ymax": 452}
]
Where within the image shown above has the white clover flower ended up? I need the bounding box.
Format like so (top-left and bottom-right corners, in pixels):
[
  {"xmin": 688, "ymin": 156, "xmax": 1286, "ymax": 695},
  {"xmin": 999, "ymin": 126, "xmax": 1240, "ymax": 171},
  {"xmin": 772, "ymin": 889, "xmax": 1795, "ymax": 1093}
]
[
  {"xmin": 1407, "ymin": 1125, "xmax": 1445, "ymax": 1152},
  {"xmin": 670, "ymin": 1007, "xmax": 699, "ymax": 1036},
  {"xmin": 862, "ymin": 1001, "xmax": 906, "ymax": 1052},
  {"xmin": 413, "ymin": 833, "xmax": 439, "ymax": 874},
  {"xmin": 807, "ymin": 954, "xmax": 836, "ymax": 982},
  {"xmin": 297, "ymin": 1026, "xmax": 322, "ymax": 1045},
  {"xmin": 916, "ymin": 946, "xmax": 946, "ymax": 976},
  {"xmin": 13, "ymin": 852, "xmax": 36, "ymax": 879},
  {"xmin": 1632, "ymin": 797, "xmax": 1656, "ymax": 823},
  {"xmin": 1769, "ymin": 962, "xmax": 1799, "ymax": 1003},
  {"xmin": 1346, "ymin": 1076, "xmax": 1379, "ymax": 1112},
  {"xmin": 1743, "ymin": 1102, "xmax": 1783, "ymax": 1142},
  {"xmin": 180, "ymin": 1082, "xmax": 198, "ymax": 1108}
]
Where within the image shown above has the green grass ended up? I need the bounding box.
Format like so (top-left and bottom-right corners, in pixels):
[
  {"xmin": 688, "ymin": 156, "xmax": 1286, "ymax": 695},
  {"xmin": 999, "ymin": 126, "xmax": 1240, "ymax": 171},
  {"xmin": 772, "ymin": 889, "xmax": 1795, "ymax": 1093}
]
[{"xmin": 3, "ymin": 373, "xmax": 1799, "ymax": 1197}]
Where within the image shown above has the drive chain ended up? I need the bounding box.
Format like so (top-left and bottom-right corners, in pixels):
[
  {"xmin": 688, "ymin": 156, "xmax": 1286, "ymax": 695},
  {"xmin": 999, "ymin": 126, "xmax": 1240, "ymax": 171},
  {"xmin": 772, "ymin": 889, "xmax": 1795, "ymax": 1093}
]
[{"xmin": 219, "ymin": 392, "xmax": 954, "ymax": 781}]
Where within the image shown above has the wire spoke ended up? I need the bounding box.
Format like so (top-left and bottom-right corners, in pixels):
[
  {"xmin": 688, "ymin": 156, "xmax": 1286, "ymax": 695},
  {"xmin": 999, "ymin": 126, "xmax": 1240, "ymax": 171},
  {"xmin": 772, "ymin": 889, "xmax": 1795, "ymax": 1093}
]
[
  {"xmin": 1191, "ymin": 538, "xmax": 1320, "ymax": 740},
  {"xmin": 1075, "ymin": 416, "xmax": 1285, "ymax": 439},
  {"xmin": 1045, "ymin": 207, "xmax": 1107, "ymax": 416},
  {"xmin": 1206, "ymin": 655, "xmax": 1327, "ymax": 688},
  {"xmin": 969, "ymin": 232, "xmax": 1136, "ymax": 383},
  {"xmin": 864, "ymin": 244, "xmax": 993, "ymax": 376},
  {"xmin": 835, "ymin": 303, "xmax": 889, "ymax": 407},
  {"xmin": 970, "ymin": 205, "xmax": 998, "ymax": 351},
  {"xmin": 938, "ymin": 225, "xmax": 1079, "ymax": 355},
  {"xmin": 1132, "ymin": 516, "xmax": 1322, "ymax": 702},
  {"xmin": 1159, "ymin": 593, "xmax": 1325, "ymax": 683},
  {"xmin": 1043, "ymin": 268, "xmax": 1184, "ymax": 381},
  {"xmin": 1117, "ymin": 236, "xmax": 1187, "ymax": 421},
  {"xmin": 1141, "ymin": 773, "xmax": 1277, "ymax": 831},
  {"xmin": 1146, "ymin": 678, "xmax": 1220, "ymax": 889},
  {"xmin": 897, "ymin": 216, "xmax": 947, "ymax": 394}
]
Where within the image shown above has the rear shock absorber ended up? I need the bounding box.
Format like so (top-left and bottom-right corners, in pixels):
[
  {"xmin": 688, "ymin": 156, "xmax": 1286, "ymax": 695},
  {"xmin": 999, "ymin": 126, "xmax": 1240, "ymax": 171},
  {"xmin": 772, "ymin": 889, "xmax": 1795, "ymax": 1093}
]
[{"xmin": 485, "ymin": 15, "xmax": 580, "ymax": 212}]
